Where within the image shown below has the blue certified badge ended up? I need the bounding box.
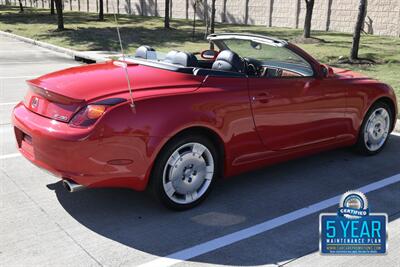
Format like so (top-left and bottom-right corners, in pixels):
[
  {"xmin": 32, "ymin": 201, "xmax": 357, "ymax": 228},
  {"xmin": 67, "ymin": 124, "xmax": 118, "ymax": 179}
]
[{"xmin": 320, "ymin": 191, "xmax": 387, "ymax": 254}]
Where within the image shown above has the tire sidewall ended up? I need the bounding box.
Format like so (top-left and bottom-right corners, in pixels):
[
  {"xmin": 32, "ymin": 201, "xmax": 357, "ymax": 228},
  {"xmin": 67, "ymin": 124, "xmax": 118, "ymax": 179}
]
[{"xmin": 150, "ymin": 135, "xmax": 219, "ymax": 210}]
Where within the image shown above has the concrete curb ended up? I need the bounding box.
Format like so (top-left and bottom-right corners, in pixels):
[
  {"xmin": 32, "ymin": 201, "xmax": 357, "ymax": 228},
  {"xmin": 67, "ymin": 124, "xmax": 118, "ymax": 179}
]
[
  {"xmin": 0, "ymin": 30, "xmax": 110, "ymax": 63},
  {"xmin": 395, "ymin": 119, "xmax": 400, "ymax": 133}
]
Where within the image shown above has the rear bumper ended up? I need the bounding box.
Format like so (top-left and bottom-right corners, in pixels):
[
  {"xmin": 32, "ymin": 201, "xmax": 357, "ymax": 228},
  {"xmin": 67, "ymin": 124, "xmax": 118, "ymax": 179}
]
[{"xmin": 12, "ymin": 102, "xmax": 156, "ymax": 191}]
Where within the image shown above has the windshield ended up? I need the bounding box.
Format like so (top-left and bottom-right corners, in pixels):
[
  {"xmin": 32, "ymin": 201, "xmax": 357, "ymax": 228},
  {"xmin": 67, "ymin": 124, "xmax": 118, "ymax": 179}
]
[{"xmin": 219, "ymin": 39, "xmax": 310, "ymax": 66}]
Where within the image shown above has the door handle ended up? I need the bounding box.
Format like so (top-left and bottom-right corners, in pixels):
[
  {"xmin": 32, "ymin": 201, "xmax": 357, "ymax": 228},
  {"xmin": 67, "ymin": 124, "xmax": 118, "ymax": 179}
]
[{"xmin": 253, "ymin": 92, "xmax": 274, "ymax": 103}]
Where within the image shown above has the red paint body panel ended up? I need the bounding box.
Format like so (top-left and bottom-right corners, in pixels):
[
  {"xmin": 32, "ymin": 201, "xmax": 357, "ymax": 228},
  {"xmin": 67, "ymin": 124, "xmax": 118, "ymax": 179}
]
[
  {"xmin": 12, "ymin": 102, "xmax": 162, "ymax": 190},
  {"xmin": 29, "ymin": 62, "xmax": 204, "ymax": 101},
  {"xmin": 12, "ymin": 44, "xmax": 398, "ymax": 191}
]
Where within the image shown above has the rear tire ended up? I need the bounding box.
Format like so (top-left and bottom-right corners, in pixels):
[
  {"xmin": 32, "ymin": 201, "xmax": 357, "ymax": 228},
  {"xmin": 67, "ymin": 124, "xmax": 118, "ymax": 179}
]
[
  {"xmin": 149, "ymin": 134, "xmax": 218, "ymax": 210},
  {"xmin": 355, "ymin": 101, "xmax": 392, "ymax": 155}
]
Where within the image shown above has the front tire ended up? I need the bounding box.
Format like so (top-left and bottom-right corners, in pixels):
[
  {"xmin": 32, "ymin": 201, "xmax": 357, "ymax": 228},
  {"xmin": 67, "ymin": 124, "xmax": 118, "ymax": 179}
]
[
  {"xmin": 149, "ymin": 135, "xmax": 218, "ymax": 210},
  {"xmin": 355, "ymin": 101, "xmax": 392, "ymax": 155}
]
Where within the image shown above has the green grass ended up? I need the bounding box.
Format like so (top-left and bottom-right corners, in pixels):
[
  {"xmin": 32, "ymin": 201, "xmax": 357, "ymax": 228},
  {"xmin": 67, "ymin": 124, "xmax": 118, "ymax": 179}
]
[{"xmin": 1, "ymin": 6, "xmax": 399, "ymax": 113}]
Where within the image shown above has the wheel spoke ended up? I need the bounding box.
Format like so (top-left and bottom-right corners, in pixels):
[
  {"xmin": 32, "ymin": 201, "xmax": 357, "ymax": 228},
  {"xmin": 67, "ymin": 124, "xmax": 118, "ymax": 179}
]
[
  {"xmin": 192, "ymin": 143, "xmax": 206, "ymax": 155},
  {"xmin": 164, "ymin": 182, "xmax": 175, "ymax": 197},
  {"xmin": 167, "ymin": 151, "xmax": 180, "ymax": 166},
  {"xmin": 205, "ymin": 173, "xmax": 213, "ymax": 180},
  {"xmin": 364, "ymin": 131, "xmax": 369, "ymax": 142},
  {"xmin": 206, "ymin": 166, "xmax": 214, "ymax": 173},
  {"xmin": 185, "ymin": 191, "xmax": 197, "ymax": 202},
  {"xmin": 369, "ymin": 112, "xmax": 376, "ymax": 123}
]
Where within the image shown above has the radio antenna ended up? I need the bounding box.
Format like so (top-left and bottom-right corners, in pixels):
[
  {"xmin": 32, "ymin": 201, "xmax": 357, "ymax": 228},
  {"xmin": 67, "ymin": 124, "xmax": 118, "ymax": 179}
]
[{"xmin": 112, "ymin": 4, "xmax": 135, "ymax": 109}]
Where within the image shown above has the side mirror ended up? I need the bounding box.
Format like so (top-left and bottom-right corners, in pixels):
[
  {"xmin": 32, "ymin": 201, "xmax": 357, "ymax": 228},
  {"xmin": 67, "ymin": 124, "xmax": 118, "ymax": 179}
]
[
  {"xmin": 201, "ymin": 50, "xmax": 218, "ymax": 60},
  {"xmin": 321, "ymin": 64, "xmax": 335, "ymax": 78}
]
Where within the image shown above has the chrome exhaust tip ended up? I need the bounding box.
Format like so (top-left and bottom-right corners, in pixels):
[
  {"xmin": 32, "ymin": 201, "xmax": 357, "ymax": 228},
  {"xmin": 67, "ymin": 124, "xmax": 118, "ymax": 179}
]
[{"xmin": 62, "ymin": 179, "xmax": 85, "ymax": 193}]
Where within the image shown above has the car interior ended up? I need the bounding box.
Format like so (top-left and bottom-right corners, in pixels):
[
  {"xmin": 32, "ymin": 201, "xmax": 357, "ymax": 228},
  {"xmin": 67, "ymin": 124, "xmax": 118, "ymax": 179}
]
[{"xmin": 132, "ymin": 40, "xmax": 314, "ymax": 78}]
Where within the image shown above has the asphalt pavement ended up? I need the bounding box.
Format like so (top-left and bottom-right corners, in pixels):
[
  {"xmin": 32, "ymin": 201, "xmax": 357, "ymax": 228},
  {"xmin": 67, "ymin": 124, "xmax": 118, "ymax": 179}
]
[{"xmin": 0, "ymin": 35, "xmax": 399, "ymax": 267}]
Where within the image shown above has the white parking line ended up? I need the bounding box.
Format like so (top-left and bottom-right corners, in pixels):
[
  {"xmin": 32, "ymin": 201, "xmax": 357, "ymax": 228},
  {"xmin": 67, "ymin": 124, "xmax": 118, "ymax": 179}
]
[
  {"xmin": 392, "ymin": 131, "xmax": 400, "ymax": 137},
  {"xmin": 0, "ymin": 102, "xmax": 18, "ymax": 106},
  {"xmin": 0, "ymin": 153, "xmax": 21, "ymax": 160},
  {"xmin": 139, "ymin": 174, "xmax": 400, "ymax": 267}
]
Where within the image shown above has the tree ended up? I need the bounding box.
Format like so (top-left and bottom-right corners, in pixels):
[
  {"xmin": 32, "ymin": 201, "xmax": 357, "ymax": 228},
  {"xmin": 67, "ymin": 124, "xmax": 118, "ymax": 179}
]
[
  {"xmin": 303, "ymin": 0, "xmax": 314, "ymax": 38},
  {"xmin": 99, "ymin": 0, "xmax": 104, "ymax": 20},
  {"xmin": 210, "ymin": 0, "xmax": 216, "ymax": 34},
  {"xmin": 204, "ymin": 0, "xmax": 209, "ymax": 38},
  {"xmin": 210, "ymin": 0, "xmax": 216, "ymax": 49},
  {"xmin": 192, "ymin": 0, "xmax": 197, "ymax": 39},
  {"xmin": 18, "ymin": 0, "xmax": 24, "ymax": 12},
  {"xmin": 350, "ymin": 0, "xmax": 367, "ymax": 61},
  {"xmin": 164, "ymin": 0, "xmax": 170, "ymax": 28},
  {"xmin": 50, "ymin": 0, "xmax": 55, "ymax": 15},
  {"xmin": 54, "ymin": 0, "xmax": 64, "ymax": 31}
]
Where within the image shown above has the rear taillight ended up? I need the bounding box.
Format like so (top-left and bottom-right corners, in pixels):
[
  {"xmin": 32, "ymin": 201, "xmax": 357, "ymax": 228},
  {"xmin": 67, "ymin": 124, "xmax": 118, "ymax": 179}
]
[{"xmin": 69, "ymin": 105, "xmax": 107, "ymax": 127}]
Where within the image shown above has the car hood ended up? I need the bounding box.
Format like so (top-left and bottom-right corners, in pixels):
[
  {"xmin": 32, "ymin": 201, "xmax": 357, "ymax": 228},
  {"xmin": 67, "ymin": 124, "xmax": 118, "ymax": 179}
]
[{"xmin": 27, "ymin": 61, "xmax": 203, "ymax": 102}]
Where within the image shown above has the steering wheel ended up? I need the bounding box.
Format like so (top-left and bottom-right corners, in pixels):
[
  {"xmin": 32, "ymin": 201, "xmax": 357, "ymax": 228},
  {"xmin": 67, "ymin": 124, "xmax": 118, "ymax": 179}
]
[{"xmin": 243, "ymin": 57, "xmax": 261, "ymax": 76}]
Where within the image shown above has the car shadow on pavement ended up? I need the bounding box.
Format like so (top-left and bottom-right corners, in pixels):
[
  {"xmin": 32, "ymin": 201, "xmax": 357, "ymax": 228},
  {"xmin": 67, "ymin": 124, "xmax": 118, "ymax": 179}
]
[{"xmin": 49, "ymin": 135, "xmax": 400, "ymax": 265}]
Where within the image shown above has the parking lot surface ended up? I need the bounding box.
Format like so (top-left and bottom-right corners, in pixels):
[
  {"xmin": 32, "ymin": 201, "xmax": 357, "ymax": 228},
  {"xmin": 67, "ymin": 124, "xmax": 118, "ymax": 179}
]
[{"xmin": 0, "ymin": 35, "xmax": 399, "ymax": 267}]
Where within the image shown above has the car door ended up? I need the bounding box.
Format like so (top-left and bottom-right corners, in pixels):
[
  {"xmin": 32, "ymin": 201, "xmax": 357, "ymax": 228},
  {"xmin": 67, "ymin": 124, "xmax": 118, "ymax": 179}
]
[
  {"xmin": 249, "ymin": 75, "xmax": 347, "ymax": 151},
  {"xmin": 211, "ymin": 37, "xmax": 348, "ymax": 151}
]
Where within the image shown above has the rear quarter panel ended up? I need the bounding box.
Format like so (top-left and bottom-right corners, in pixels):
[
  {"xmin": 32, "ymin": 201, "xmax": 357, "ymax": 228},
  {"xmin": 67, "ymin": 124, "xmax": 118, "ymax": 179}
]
[{"xmin": 95, "ymin": 75, "xmax": 261, "ymax": 183}]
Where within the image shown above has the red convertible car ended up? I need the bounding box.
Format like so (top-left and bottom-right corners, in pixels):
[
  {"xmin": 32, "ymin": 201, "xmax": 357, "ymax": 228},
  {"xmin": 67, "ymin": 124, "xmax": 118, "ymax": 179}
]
[{"xmin": 12, "ymin": 33, "xmax": 397, "ymax": 209}]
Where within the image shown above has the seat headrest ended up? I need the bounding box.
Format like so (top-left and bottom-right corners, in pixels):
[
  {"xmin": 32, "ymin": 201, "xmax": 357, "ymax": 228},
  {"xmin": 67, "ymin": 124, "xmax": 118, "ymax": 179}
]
[
  {"xmin": 163, "ymin": 50, "xmax": 178, "ymax": 63},
  {"xmin": 212, "ymin": 50, "xmax": 244, "ymax": 72},
  {"xmin": 170, "ymin": 51, "xmax": 198, "ymax": 67},
  {"xmin": 135, "ymin": 45, "xmax": 157, "ymax": 59}
]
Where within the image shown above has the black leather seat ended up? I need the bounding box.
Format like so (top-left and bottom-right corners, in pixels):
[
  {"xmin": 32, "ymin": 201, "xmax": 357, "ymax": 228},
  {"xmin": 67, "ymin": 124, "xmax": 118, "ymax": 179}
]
[
  {"xmin": 212, "ymin": 50, "xmax": 244, "ymax": 72},
  {"xmin": 135, "ymin": 45, "xmax": 157, "ymax": 60}
]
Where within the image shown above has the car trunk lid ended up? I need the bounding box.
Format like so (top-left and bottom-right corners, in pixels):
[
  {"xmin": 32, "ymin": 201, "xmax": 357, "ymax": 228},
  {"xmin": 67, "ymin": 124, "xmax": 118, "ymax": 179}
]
[
  {"xmin": 24, "ymin": 61, "xmax": 202, "ymax": 122},
  {"xmin": 24, "ymin": 83, "xmax": 86, "ymax": 122}
]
